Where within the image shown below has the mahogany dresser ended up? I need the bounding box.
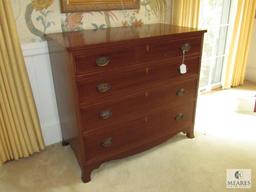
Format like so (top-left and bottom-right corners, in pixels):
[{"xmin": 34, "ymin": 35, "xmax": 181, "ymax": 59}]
[{"xmin": 46, "ymin": 24, "xmax": 206, "ymax": 182}]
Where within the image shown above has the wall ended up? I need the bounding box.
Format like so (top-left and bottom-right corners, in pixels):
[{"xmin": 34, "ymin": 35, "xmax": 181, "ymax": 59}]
[
  {"xmin": 22, "ymin": 42, "xmax": 62, "ymax": 145},
  {"xmin": 13, "ymin": 0, "xmax": 171, "ymax": 145},
  {"xmin": 12, "ymin": 0, "xmax": 170, "ymax": 43},
  {"xmin": 245, "ymin": 20, "xmax": 256, "ymax": 83}
]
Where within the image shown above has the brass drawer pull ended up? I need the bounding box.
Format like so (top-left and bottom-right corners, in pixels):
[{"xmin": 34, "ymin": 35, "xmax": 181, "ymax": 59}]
[
  {"xmin": 181, "ymin": 43, "xmax": 191, "ymax": 53},
  {"xmin": 176, "ymin": 88, "xmax": 185, "ymax": 96},
  {"xmin": 100, "ymin": 110, "xmax": 112, "ymax": 120},
  {"xmin": 96, "ymin": 56, "xmax": 110, "ymax": 67},
  {"xmin": 101, "ymin": 137, "xmax": 113, "ymax": 148},
  {"xmin": 97, "ymin": 83, "xmax": 111, "ymax": 93},
  {"xmin": 175, "ymin": 113, "xmax": 184, "ymax": 121}
]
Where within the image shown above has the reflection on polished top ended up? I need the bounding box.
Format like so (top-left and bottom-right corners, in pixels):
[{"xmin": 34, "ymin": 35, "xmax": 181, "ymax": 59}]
[{"xmin": 46, "ymin": 23, "xmax": 206, "ymax": 50}]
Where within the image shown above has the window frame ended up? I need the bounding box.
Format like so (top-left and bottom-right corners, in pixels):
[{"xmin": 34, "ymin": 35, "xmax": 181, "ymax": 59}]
[{"xmin": 199, "ymin": 0, "xmax": 234, "ymax": 92}]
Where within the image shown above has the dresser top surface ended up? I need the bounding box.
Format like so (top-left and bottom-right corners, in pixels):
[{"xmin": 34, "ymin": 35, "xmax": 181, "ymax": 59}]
[{"xmin": 46, "ymin": 23, "xmax": 206, "ymax": 50}]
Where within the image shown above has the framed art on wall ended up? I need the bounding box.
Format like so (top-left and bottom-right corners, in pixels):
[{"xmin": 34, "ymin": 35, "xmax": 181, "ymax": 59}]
[{"xmin": 61, "ymin": 0, "xmax": 140, "ymax": 12}]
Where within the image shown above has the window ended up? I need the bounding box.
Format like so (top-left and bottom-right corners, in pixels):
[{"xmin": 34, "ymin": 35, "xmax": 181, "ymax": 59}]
[{"xmin": 199, "ymin": 0, "xmax": 234, "ymax": 91}]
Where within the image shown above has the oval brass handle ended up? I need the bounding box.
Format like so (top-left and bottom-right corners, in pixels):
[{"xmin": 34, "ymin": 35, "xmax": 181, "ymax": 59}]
[
  {"xmin": 101, "ymin": 137, "xmax": 113, "ymax": 148},
  {"xmin": 96, "ymin": 56, "xmax": 110, "ymax": 67},
  {"xmin": 175, "ymin": 113, "xmax": 184, "ymax": 121},
  {"xmin": 97, "ymin": 83, "xmax": 111, "ymax": 93},
  {"xmin": 100, "ymin": 110, "xmax": 112, "ymax": 120},
  {"xmin": 181, "ymin": 43, "xmax": 191, "ymax": 53},
  {"xmin": 176, "ymin": 88, "xmax": 185, "ymax": 96}
]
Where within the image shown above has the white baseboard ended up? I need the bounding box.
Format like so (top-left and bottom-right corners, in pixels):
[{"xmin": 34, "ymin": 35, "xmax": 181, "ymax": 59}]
[{"xmin": 41, "ymin": 121, "xmax": 62, "ymax": 146}]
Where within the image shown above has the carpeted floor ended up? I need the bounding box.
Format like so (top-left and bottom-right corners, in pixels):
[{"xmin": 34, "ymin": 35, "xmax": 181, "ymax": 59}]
[{"xmin": 0, "ymin": 82, "xmax": 256, "ymax": 192}]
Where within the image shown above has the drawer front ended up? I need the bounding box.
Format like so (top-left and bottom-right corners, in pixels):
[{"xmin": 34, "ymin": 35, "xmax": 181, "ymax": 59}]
[
  {"xmin": 83, "ymin": 102, "xmax": 195, "ymax": 161},
  {"xmin": 136, "ymin": 37, "xmax": 202, "ymax": 62},
  {"xmin": 80, "ymin": 91, "xmax": 147, "ymax": 132},
  {"xmin": 80, "ymin": 78, "xmax": 198, "ymax": 132},
  {"xmin": 76, "ymin": 57, "xmax": 199, "ymax": 105},
  {"xmin": 146, "ymin": 78, "xmax": 198, "ymax": 109},
  {"xmin": 146, "ymin": 102, "xmax": 195, "ymax": 137},
  {"xmin": 84, "ymin": 117, "xmax": 145, "ymax": 161},
  {"xmin": 74, "ymin": 37, "xmax": 201, "ymax": 76},
  {"xmin": 77, "ymin": 66, "xmax": 148, "ymax": 105},
  {"xmin": 148, "ymin": 56, "xmax": 200, "ymax": 82},
  {"xmin": 74, "ymin": 46, "xmax": 136, "ymax": 76}
]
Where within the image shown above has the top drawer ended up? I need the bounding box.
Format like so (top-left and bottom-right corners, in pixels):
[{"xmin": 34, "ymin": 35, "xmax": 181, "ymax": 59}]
[
  {"xmin": 73, "ymin": 36, "xmax": 202, "ymax": 76},
  {"xmin": 136, "ymin": 37, "xmax": 202, "ymax": 62},
  {"xmin": 74, "ymin": 46, "xmax": 136, "ymax": 76}
]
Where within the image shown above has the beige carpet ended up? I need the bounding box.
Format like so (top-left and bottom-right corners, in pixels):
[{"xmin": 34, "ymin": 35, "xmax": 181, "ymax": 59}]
[{"xmin": 0, "ymin": 83, "xmax": 256, "ymax": 192}]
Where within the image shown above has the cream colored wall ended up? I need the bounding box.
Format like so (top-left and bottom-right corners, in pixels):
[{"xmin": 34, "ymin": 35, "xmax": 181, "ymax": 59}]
[
  {"xmin": 245, "ymin": 20, "xmax": 256, "ymax": 83},
  {"xmin": 11, "ymin": 0, "xmax": 171, "ymax": 44}
]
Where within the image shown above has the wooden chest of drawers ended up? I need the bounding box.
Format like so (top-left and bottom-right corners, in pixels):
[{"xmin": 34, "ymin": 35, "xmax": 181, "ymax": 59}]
[{"xmin": 46, "ymin": 24, "xmax": 206, "ymax": 182}]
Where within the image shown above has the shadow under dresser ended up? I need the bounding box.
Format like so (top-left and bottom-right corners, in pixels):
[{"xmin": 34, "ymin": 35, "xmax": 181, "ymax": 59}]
[{"xmin": 46, "ymin": 24, "xmax": 206, "ymax": 182}]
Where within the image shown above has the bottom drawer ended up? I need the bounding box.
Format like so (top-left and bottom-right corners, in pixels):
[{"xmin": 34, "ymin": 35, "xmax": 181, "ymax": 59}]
[{"xmin": 83, "ymin": 102, "xmax": 195, "ymax": 161}]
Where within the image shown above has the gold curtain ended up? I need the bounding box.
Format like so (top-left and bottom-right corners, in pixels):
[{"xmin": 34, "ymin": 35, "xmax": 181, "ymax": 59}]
[
  {"xmin": 223, "ymin": 0, "xmax": 256, "ymax": 88},
  {"xmin": 171, "ymin": 0, "xmax": 200, "ymax": 28},
  {"xmin": 0, "ymin": 0, "xmax": 45, "ymax": 165}
]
